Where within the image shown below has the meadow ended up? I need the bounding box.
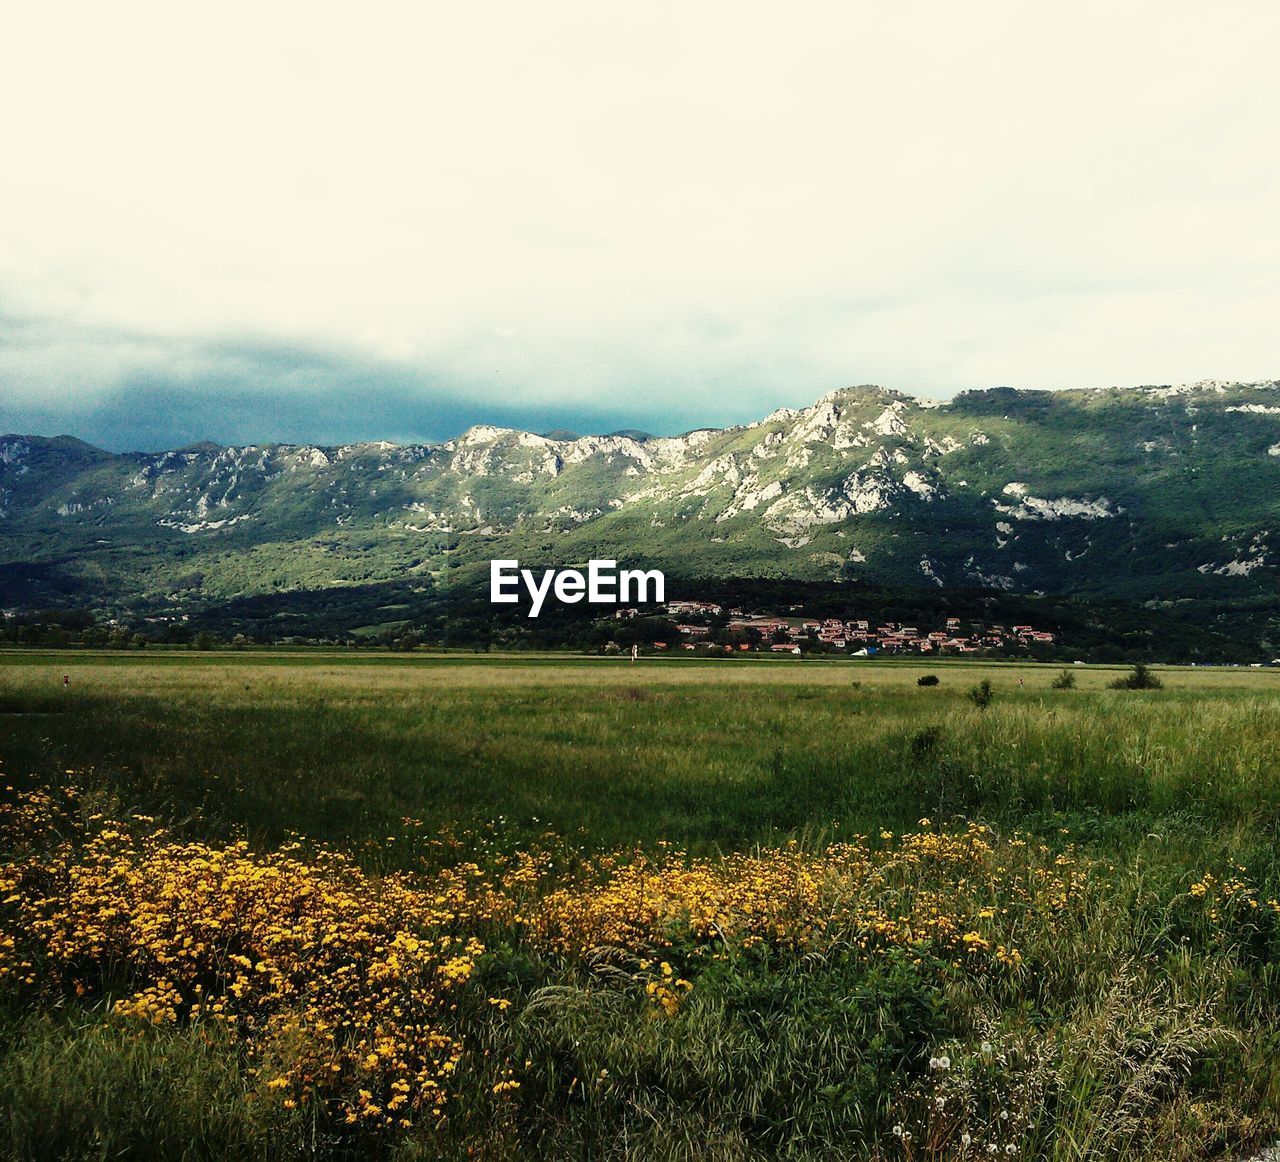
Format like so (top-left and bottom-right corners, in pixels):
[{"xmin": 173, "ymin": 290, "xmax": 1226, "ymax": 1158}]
[{"xmin": 2, "ymin": 651, "xmax": 1280, "ymax": 1159}]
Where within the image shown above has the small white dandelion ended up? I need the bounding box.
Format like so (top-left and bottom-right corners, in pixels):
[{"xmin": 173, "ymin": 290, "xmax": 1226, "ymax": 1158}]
[
  {"xmin": 961, "ymin": 1132, "xmax": 972, "ymax": 1146},
  {"xmin": 892, "ymin": 1124, "xmax": 904, "ymax": 1137},
  {"xmin": 980, "ymin": 1041, "xmax": 993, "ymax": 1054}
]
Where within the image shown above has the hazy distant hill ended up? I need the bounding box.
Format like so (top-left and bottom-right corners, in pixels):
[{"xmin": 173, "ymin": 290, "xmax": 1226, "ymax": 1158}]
[{"xmin": 3, "ymin": 379, "xmax": 1280, "ymax": 610}]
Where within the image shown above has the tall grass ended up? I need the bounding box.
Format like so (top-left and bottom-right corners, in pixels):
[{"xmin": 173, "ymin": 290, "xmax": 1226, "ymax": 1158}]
[
  {"xmin": 2, "ymin": 654, "xmax": 1280, "ymax": 1158},
  {"xmin": 2, "ymin": 656, "xmax": 1279, "ymax": 855},
  {"xmin": 0, "ymin": 1017, "xmax": 302, "ymax": 1160}
]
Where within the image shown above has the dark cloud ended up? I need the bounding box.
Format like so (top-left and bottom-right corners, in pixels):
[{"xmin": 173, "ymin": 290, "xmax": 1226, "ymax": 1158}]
[{"xmin": 0, "ymin": 330, "xmax": 719, "ymax": 451}]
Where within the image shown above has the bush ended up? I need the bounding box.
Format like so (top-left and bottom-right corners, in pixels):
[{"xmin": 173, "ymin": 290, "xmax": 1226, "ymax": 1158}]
[
  {"xmin": 910, "ymin": 725, "xmax": 943, "ymax": 761},
  {"xmin": 1050, "ymin": 669, "xmax": 1076, "ymax": 690},
  {"xmin": 1109, "ymin": 663, "xmax": 1164, "ymax": 690},
  {"xmin": 916, "ymin": 675, "xmax": 940, "ymax": 687},
  {"xmin": 968, "ymin": 679, "xmax": 995, "ymax": 709}
]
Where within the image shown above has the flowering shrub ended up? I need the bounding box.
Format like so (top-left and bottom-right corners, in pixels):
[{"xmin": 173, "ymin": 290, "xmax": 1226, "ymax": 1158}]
[
  {"xmin": 3, "ymin": 780, "xmax": 1273, "ymax": 1153},
  {"xmin": 0, "ymin": 786, "xmax": 492, "ymax": 1131},
  {"xmin": 528, "ymin": 824, "xmax": 1040, "ymax": 972}
]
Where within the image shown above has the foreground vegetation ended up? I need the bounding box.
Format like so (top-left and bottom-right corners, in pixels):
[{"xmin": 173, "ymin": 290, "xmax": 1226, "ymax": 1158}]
[{"xmin": 2, "ymin": 654, "xmax": 1280, "ymax": 1158}]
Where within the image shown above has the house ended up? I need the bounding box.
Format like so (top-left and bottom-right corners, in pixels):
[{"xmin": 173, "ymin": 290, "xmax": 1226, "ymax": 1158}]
[
  {"xmin": 743, "ymin": 619, "xmax": 788, "ymax": 634},
  {"xmin": 668, "ymin": 600, "xmax": 722, "ymax": 616}
]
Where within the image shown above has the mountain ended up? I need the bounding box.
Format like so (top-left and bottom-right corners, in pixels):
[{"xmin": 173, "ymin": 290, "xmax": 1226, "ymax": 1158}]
[{"xmin": 3, "ymin": 380, "xmax": 1280, "ymax": 612}]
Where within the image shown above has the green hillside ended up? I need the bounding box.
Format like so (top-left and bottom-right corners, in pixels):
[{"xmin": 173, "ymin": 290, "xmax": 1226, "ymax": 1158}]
[{"xmin": 3, "ymin": 380, "xmax": 1279, "ymax": 615}]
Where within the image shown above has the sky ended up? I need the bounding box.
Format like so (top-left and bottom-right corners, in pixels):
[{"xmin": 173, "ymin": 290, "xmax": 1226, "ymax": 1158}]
[{"xmin": 1, "ymin": 1, "xmax": 1278, "ymax": 451}]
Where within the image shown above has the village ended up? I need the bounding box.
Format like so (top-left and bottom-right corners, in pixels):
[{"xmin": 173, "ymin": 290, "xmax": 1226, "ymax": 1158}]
[{"xmin": 615, "ymin": 599, "xmax": 1057, "ymax": 655}]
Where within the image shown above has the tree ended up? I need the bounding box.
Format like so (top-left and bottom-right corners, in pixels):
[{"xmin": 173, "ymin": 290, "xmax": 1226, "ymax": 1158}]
[
  {"xmin": 968, "ymin": 679, "xmax": 994, "ymax": 709},
  {"xmin": 1109, "ymin": 663, "xmax": 1163, "ymax": 690}
]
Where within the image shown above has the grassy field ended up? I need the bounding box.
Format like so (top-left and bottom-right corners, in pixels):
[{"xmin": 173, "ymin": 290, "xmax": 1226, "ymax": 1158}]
[
  {"xmin": 2, "ymin": 652, "xmax": 1280, "ymax": 1158},
  {"xmin": 3, "ymin": 651, "xmax": 1280, "ymax": 851}
]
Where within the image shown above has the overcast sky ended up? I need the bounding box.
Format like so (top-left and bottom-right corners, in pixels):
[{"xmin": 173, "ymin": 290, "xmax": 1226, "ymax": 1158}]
[{"xmin": 2, "ymin": 2, "xmax": 1278, "ymax": 450}]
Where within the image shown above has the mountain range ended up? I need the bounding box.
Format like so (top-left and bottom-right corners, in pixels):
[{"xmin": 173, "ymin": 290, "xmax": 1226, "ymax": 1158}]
[{"xmin": 3, "ymin": 380, "xmax": 1280, "ymax": 614}]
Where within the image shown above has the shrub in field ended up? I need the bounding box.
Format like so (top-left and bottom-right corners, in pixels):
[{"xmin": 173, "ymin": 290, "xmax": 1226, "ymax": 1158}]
[
  {"xmin": 917, "ymin": 674, "xmax": 940, "ymax": 687},
  {"xmin": 910, "ymin": 725, "xmax": 943, "ymax": 761},
  {"xmin": 1110, "ymin": 663, "xmax": 1164, "ymax": 690},
  {"xmin": 1051, "ymin": 669, "xmax": 1076, "ymax": 689},
  {"xmin": 968, "ymin": 679, "xmax": 995, "ymax": 709}
]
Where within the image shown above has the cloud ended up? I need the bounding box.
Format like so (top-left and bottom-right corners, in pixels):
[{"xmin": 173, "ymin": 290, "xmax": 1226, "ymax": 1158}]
[
  {"xmin": 1, "ymin": 0, "xmax": 1278, "ymax": 448},
  {"xmin": 0, "ymin": 324, "xmax": 707, "ymax": 450}
]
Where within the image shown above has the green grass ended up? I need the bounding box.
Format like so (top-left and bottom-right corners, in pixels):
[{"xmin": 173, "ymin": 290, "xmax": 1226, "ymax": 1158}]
[
  {"xmin": 2, "ymin": 652, "xmax": 1278, "ymax": 855},
  {"xmin": 0, "ymin": 1017, "xmax": 303, "ymax": 1161},
  {"xmin": 3, "ymin": 651, "xmax": 1280, "ymax": 1159}
]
